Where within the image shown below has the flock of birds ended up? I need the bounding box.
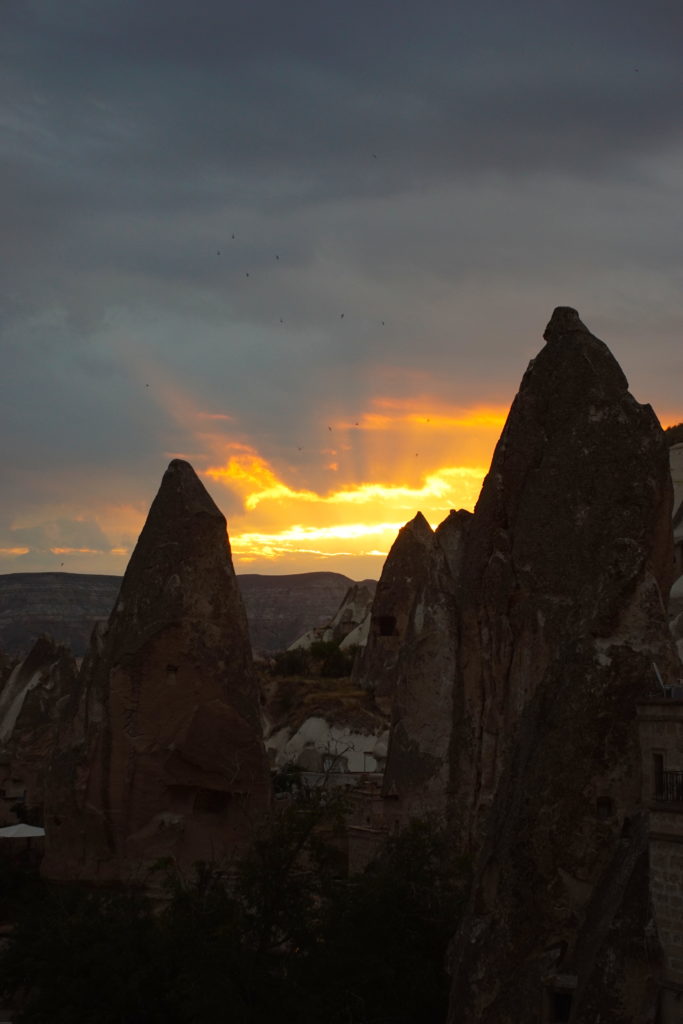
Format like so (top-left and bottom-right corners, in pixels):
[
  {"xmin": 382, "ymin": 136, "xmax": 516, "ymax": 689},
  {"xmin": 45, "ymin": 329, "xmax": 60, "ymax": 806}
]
[{"xmin": 213, "ymin": 231, "xmax": 386, "ymax": 330}]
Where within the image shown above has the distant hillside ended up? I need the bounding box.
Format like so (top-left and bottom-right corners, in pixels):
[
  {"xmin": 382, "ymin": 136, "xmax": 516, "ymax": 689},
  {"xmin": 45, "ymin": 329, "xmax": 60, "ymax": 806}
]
[
  {"xmin": 239, "ymin": 572, "xmax": 367, "ymax": 655},
  {"xmin": 0, "ymin": 571, "xmax": 367, "ymax": 658},
  {"xmin": 0, "ymin": 573, "xmax": 120, "ymax": 658}
]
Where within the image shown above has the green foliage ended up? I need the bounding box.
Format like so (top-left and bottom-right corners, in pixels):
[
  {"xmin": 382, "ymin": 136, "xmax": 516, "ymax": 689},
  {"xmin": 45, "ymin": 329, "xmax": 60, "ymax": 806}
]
[
  {"xmin": 271, "ymin": 647, "xmax": 310, "ymax": 677},
  {"xmin": 664, "ymin": 421, "xmax": 683, "ymax": 446},
  {"xmin": 272, "ymin": 760, "xmax": 303, "ymax": 794},
  {"xmin": 0, "ymin": 883, "xmax": 167, "ymax": 1024},
  {"xmin": 0, "ymin": 805, "xmax": 468, "ymax": 1024},
  {"xmin": 299, "ymin": 817, "xmax": 470, "ymax": 1024},
  {"xmin": 270, "ymin": 639, "xmax": 355, "ymax": 681},
  {"xmin": 308, "ymin": 640, "xmax": 338, "ymax": 661}
]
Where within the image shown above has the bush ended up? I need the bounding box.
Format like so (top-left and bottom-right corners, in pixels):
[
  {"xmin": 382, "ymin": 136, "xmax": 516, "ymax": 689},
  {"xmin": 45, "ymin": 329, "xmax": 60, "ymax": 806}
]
[
  {"xmin": 0, "ymin": 808, "xmax": 468, "ymax": 1024},
  {"xmin": 271, "ymin": 648, "xmax": 311, "ymax": 676}
]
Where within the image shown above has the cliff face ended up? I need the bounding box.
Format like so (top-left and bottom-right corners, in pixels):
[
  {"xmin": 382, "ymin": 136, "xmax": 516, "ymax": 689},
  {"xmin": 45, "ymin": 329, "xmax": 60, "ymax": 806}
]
[
  {"xmin": 353, "ymin": 513, "xmax": 436, "ymax": 712},
  {"xmin": 0, "ymin": 636, "xmax": 77, "ymax": 822},
  {"xmin": 444, "ymin": 309, "xmax": 677, "ymax": 1022},
  {"xmin": 43, "ymin": 460, "xmax": 270, "ymax": 882}
]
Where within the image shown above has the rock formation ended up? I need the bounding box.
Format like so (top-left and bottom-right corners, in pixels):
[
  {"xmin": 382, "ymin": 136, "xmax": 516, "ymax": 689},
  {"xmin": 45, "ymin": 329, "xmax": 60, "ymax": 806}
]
[
  {"xmin": 360, "ymin": 308, "xmax": 676, "ymax": 1021},
  {"xmin": 239, "ymin": 571, "xmax": 363, "ymax": 654},
  {"xmin": 353, "ymin": 513, "xmax": 436, "ymax": 712},
  {"xmin": 0, "ymin": 636, "xmax": 77, "ymax": 824},
  {"xmin": 439, "ymin": 308, "xmax": 678, "ymax": 1023},
  {"xmin": 43, "ymin": 459, "xmax": 270, "ymax": 882},
  {"xmin": 288, "ymin": 581, "xmax": 376, "ymax": 652},
  {"xmin": 354, "ymin": 511, "xmax": 469, "ymax": 814}
]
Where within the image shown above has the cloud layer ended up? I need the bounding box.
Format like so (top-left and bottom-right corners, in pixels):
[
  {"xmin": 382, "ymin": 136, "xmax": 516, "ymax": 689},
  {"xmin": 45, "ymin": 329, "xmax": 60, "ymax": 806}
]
[{"xmin": 1, "ymin": 0, "xmax": 682, "ymax": 577}]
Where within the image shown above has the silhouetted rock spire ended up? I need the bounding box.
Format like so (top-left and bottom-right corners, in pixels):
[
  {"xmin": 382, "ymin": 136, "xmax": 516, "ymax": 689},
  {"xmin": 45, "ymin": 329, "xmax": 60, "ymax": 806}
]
[{"xmin": 44, "ymin": 459, "xmax": 269, "ymax": 882}]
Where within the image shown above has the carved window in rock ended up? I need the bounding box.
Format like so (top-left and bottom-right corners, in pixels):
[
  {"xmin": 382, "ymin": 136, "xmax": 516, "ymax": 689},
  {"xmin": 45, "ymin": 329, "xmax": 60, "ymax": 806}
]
[
  {"xmin": 653, "ymin": 752, "xmax": 665, "ymax": 799},
  {"xmin": 374, "ymin": 615, "xmax": 397, "ymax": 637},
  {"xmin": 596, "ymin": 796, "xmax": 613, "ymax": 820},
  {"xmin": 547, "ymin": 990, "xmax": 573, "ymax": 1023}
]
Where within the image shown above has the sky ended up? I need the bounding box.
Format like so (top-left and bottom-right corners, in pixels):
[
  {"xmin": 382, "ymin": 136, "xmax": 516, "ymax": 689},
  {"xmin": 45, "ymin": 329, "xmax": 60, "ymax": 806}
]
[{"xmin": 1, "ymin": 0, "xmax": 682, "ymax": 581}]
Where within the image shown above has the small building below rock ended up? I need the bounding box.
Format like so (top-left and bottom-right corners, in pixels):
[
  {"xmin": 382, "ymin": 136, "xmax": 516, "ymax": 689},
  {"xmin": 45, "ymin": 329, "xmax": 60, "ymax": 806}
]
[{"xmin": 638, "ymin": 697, "xmax": 683, "ymax": 1023}]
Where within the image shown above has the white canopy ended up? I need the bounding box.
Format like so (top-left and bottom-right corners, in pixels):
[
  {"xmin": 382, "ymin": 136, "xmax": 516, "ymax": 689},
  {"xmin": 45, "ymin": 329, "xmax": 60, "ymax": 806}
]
[{"xmin": 0, "ymin": 823, "xmax": 45, "ymax": 838}]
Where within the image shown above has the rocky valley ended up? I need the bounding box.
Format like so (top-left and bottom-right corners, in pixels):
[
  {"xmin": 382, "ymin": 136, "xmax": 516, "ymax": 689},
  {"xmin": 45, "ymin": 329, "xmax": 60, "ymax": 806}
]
[{"xmin": 1, "ymin": 308, "xmax": 682, "ymax": 1023}]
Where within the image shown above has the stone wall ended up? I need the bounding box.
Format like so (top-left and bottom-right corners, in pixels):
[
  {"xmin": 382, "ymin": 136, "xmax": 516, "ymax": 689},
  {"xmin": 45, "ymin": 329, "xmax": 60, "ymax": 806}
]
[{"xmin": 638, "ymin": 699, "xmax": 683, "ymax": 1021}]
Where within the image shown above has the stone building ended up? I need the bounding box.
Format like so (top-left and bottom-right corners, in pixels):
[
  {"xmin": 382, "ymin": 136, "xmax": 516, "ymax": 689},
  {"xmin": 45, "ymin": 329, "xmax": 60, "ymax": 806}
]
[{"xmin": 638, "ymin": 696, "xmax": 683, "ymax": 1023}]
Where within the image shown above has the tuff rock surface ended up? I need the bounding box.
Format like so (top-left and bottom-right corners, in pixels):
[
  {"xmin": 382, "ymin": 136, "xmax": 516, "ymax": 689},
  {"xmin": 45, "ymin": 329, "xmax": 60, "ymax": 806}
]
[
  {"xmin": 353, "ymin": 512, "xmax": 436, "ymax": 714},
  {"xmin": 361, "ymin": 308, "xmax": 676, "ymax": 1021},
  {"xmin": 442, "ymin": 308, "xmax": 677, "ymax": 1023},
  {"xmin": 356, "ymin": 511, "xmax": 469, "ymax": 813},
  {"xmin": 288, "ymin": 581, "xmax": 376, "ymax": 651},
  {"xmin": 0, "ymin": 636, "xmax": 77, "ymax": 822},
  {"xmin": 43, "ymin": 459, "xmax": 269, "ymax": 882}
]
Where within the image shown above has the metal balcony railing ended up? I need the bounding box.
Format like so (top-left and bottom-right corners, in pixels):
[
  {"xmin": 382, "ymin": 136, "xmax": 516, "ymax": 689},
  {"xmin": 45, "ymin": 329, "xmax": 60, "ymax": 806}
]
[{"xmin": 655, "ymin": 770, "xmax": 683, "ymax": 802}]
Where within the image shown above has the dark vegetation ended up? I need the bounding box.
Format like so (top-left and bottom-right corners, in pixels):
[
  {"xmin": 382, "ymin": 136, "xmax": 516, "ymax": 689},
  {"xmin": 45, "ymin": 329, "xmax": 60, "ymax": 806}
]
[
  {"xmin": 262, "ymin": 642, "xmax": 385, "ymax": 736},
  {"xmin": 270, "ymin": 640, "xmax": 357, "ymax": 679},
  {"xmin": 0, "ymin": 796, "xmax": 468, "ymax": 1024},
  {"xmin": 664, "ymin": 422, "xmax": 683, "ymax": 446}
]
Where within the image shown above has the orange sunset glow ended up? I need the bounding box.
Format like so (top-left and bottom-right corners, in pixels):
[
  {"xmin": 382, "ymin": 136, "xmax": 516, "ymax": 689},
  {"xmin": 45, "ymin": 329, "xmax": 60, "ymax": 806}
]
[
  {"xmin": 196, "ymin": 398, "xmax": 507, "ymax": 575},
  {"xmin": 0, "ymin": 379, "xmax": 510, "ymax": 578}
]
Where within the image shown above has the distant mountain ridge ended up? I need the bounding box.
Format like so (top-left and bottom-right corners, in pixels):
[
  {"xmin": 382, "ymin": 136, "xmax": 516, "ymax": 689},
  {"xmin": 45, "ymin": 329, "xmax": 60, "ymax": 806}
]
[{"xmin": 0, "ymin": 571, "xmax": 368, "ymax": 657}]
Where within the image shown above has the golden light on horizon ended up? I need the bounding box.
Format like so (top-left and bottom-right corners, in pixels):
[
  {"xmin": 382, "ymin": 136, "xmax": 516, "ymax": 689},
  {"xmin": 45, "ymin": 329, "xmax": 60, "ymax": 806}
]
[
  {"xmin": 201, "ymin": 397, "xmax": 506, "ymax": 570},
  {"xmin": 0, "ymin": 354, "xmax": 508, "ymax": 576}
]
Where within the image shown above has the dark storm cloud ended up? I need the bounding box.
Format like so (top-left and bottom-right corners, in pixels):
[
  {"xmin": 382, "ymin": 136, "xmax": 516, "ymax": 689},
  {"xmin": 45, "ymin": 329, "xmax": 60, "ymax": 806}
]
[{"xmin": 4, "ymin": 0, "xmax": 683, "ymax": 208}]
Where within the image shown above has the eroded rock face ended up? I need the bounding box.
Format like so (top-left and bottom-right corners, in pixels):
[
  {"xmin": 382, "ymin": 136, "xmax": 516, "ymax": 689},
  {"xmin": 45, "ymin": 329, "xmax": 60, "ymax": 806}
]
[
  {"xmin": 288, "ymin": 581, "xmax": 376, "ymax": 651},
  {"xmin": 43, "ymin": 460, "xmax": 269, "ymax": 882},
  {"xmin": 378, "ymin": 511, "xmax": 471, "ymax": 815},
  {"xmin": 0, "ymin": 636, "xmax": 77, "ymax": 823},
  {"xmin": 445, "ymin": 308, "xmax": 677, "ymax": 1022},
  {"xmin": 353, "ymin": 512, "xmax": 435, "ymax": 712}
]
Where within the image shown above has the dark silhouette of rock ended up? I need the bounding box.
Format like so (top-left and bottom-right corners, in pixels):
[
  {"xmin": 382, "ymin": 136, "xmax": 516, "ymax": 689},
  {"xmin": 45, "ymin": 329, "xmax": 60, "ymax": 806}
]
[
  {"xmin": 443, "ymin": 308, "xmax": 677, "ymax": 1022},
  {"xmin": 379, "ymin": 512, "xmax": 468, "ymax": 814},
  {"xmin": 43, "ymin": 460, "xmax": 270, "ymax": 882},
  {"xmin": 353, "ymin": 512, "xmax": 435, "ymax": 713},
  {"xmin": 355, "ymin": 510, "xmax": 471, "ymax": 814}
]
